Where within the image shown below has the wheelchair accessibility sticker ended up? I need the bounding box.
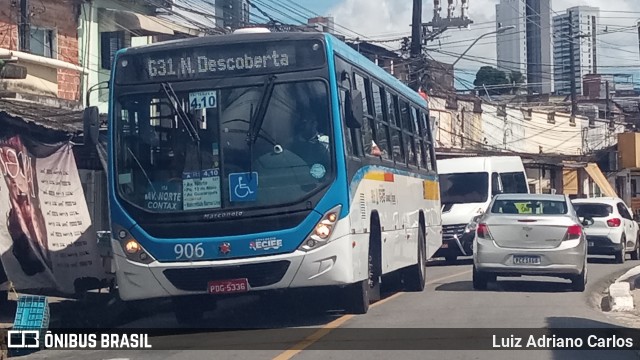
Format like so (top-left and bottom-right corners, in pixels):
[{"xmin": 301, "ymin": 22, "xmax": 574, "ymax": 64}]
[{"xmin": 229, "ymin": 172, "xmax": 258, "ymax": 202}]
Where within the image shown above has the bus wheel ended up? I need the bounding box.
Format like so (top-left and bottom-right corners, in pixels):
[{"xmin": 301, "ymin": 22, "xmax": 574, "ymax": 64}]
[
  {"xmin": 344, "ymin": 222, "xmax": 382, "ymax": 314},
  {"xmin": 172, "ymin": 297, "xmax": 206, "ymax": 325},
  {"xmin": 402, "ymin": 224, "xmax": 426, "ymax": 292}
]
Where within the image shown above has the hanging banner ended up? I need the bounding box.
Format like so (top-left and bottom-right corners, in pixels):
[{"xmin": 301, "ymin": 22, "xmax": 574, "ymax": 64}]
[{"xmin": 0, "ymin": 134, "xmax": 104, "ymax": 294}]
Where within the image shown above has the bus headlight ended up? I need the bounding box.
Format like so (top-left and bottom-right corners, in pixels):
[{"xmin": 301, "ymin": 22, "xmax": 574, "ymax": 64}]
[
  {"xmin": 125, "ymin": 239, "xmax": 141, "ymax": 254},
  {"xmin": 115, "ymin": 227, "xmax": 155, "ymax": 265},
  {"xmin": 299, "ymin": 205, "xmax": 342, "ymax": 252}
]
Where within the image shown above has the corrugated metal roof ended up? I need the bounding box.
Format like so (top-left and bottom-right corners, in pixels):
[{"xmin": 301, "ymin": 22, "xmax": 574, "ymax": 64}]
[{"xmin": 0, "ymin": 98, "xmax": 83, "ymax": 134}]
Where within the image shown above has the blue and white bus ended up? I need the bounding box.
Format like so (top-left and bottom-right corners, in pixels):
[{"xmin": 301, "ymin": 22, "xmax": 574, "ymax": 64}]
[{"xmin": 84, "ymin": 30, "xmax": 442, "ymax": 322}]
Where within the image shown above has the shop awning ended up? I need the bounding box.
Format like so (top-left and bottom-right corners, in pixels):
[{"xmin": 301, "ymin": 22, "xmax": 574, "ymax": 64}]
[
  {"xmin": 584, "ymin": 163, "xmax": 617, "ymax": 197},
  {"xmin": 98, "ymin": 9, "xmax": 176, "ymax": 36}
]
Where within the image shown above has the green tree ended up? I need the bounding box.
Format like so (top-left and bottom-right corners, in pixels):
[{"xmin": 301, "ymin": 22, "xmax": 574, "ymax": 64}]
[
  {"xmin": 509, "ymin": 70, "xmax": 526, "ymax": 85},
  {"xmin": 473, "ymin": 66, "xmax": 510, "ymax": 95}
]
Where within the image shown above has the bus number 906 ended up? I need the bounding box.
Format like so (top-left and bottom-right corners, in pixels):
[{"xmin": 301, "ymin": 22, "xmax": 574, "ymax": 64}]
[{"xmin": 174, "ymin": 243, "xmax": 205, "ymax": 259}]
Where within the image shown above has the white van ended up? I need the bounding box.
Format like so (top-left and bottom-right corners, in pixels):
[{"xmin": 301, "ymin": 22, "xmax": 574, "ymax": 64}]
[{"xmin": 433, "ymin": 156, "xmax": 529, "ymax": 262}]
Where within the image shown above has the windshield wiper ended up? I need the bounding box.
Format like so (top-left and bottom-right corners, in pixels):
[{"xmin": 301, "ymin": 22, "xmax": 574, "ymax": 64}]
[
  {"xmin": 161, "ymin": 82, "xmax": 200, "ymax": 143},
  {"xmin": 246, "ymin": 75, "xmax": 277, "ymax": 179},
  {"xmin": 246, "ymin": 75, "xmax": 277, "ymax": 146},
  {"xmin": 161, "ymin": 82, "xmax": 203, "ymax": 177}
]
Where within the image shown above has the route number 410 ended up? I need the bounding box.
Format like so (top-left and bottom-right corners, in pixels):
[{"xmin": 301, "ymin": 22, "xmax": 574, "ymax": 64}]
[
  {"xmin": 175, "ymin": 243, "xmax": 205, "ymax": 259},
  {"xmin": 189, "ymin": 91, "xmax": 217, "ymax": 110}
]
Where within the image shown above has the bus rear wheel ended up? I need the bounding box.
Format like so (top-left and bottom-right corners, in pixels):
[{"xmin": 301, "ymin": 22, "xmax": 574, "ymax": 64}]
[{"xmin": 402, "ymin": 225, "xmax": 426, "ymax": 291}]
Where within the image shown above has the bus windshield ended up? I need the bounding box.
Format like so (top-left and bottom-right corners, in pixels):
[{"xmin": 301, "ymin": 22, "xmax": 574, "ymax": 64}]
[{"xmin": 114, "ymin": 80, "xmax": 333, "ymax": 213}]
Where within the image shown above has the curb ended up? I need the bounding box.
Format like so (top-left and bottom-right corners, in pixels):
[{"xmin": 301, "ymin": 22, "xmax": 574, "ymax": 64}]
[{"xmin": 603, "ymin": 265, "xmax": 640, "ymax": 312}]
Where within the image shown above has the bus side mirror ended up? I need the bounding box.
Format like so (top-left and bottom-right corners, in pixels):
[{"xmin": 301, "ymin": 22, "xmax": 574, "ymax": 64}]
[
  {"xmin": 345, "ymin": 90, "xmax": 363, "ymax": 129},
  {"xmin": 83, "ymin": 106, "xmax": 99, "ymax": 145}
]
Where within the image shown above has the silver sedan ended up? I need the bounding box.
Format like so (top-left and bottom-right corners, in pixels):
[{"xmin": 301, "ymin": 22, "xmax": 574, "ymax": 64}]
[{"xmin": 473, "ymin": 194, "xmax": 590, "ymax": 291}]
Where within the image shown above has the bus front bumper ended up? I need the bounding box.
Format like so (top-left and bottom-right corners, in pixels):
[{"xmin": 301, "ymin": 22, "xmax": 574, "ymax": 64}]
[{"xmin": 112, "ymin": 234, "xmax": 366, "ymax": 301}]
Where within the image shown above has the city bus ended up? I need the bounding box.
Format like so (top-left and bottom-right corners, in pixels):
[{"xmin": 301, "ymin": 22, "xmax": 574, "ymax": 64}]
[{"xmin": 83, "ymin": 29, "xmax": 442, "ymax": 322}]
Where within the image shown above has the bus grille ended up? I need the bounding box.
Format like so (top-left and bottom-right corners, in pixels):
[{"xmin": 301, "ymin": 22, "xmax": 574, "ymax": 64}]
[
  {"xmin": 442, "ymin": 224, "xmax": 467, "ymax": 241},
  {"xmin": 163, "ymin": 260, "xmax": 291, "ymax": 291}
]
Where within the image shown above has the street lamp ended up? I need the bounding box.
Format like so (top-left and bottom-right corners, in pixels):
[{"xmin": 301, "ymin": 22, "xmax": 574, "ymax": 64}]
[{"xmin": 450, "ymin": 25, "xmax": 516, "ymax": 67}]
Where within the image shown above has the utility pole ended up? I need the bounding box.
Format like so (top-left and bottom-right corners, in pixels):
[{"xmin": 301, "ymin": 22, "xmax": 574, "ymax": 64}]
[
  {"xmin": 19, "ymin": 0, "xmax": 30, "ymax": 51},
  {"xmin": 605, "ymin": 80, "xmax": 610, "ymax": 120},
  {"xmin": 417, "ymin": 0, "xmax": 473, "ymax": 92},
  {"xmin": 406, "ymin": 0, "xmax": 473, "ymax": 92},
  {"xmin": 568, "ymin": 10, "xmax": 577, "ymax": 118},
  {"xmin": 409, "ymin": 0, "xmax": 422, "ymax": 91}
]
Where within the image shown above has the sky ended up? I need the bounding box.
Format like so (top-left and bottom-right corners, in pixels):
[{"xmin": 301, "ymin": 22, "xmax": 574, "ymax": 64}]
[
  {"xmin": 177, "ymin": 0, "xmax": 640, "ymax": 89},
  {"xmin": 291, "ymin": 0, "xmax": 640, "ymax": 89}
]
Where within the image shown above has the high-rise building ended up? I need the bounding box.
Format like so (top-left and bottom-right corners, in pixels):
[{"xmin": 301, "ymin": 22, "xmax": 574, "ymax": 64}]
[
  {"xmin": 553, "ymin": 6, "xmax": 599, "ymax": 95},
  {"xmin": 525, "ymin": 0, "xmax": 553, "ymax": 95},
  {"xmin": 217, "ymin": 0, "xmax": 250, "ymax": 30},
  {"xmin": 495, "ymin": 0, "xmax": 553, "ymax": 94}
]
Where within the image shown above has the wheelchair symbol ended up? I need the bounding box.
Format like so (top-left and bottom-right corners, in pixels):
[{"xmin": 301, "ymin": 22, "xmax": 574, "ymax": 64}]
[
  {"xmin": 229, "ymin": 172, "xmax": 258, "ymax": 202},
  {"xmin": 234, "ymin": 176, "xmax": 254, "ymax": 198}
]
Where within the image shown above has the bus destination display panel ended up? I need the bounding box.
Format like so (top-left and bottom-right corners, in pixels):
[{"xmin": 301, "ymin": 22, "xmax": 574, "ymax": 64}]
[{"xmin": 115, "ymin": 40, "xmax": 326, "ymax": 84}]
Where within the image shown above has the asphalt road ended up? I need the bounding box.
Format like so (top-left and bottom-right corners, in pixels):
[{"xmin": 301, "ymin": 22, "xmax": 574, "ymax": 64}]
[{"xmin": 15, "ymin": 255, "xmax": 640, "ymax": 360}]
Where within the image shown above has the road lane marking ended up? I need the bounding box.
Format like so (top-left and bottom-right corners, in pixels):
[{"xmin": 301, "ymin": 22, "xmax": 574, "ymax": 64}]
[{"xmin": 272, "ymin": 269, "xmax": 471, "ymax": 360}]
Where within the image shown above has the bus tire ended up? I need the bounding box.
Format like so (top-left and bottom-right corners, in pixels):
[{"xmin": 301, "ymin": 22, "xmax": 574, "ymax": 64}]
[
  {"xmin": 403, "ymin": 223, "xmax": 426, "ymax": 292},
  {"xmin": 344, "ymin": 279, "xmax": 369, "ymax": 314},
  {"xmin": 344, "ymin": 217, "xmax": 382, "ymax": 314}
]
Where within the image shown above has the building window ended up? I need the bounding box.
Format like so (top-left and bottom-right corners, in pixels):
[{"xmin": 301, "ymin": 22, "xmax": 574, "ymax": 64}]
[
  {"xmin": 29, "ymin": 27, "xmax": 56, "ymax": 58},
  {"xmin": 101, "ymin": 31, "xmax": 129, "ymax": 70}
]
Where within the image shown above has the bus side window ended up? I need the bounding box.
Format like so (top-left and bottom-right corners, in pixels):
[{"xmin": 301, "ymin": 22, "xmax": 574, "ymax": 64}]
[
  {"xmin": 418, "ymin": 111, "xmax": 433, "ymax": 170},
  {"xmin": 339, "ymin": 88, "xmax": 355, "ymax": 157},
  {"xmin": 372, "ymin": 82, "xmax": 391, "ymax": 160},
  {"xmin": 402, "ymin": 101, "xmax": 417, "ymax": 166},
  {"xmin": 354, "ymin": 72, "xmax": 374, "ymax": 158},
  {"xmin": 410, "ymin": 107, "xmax": 422, "ymax": 168},
  {"xmin": 388, "ymin": 94, "xmax": 405, "ymax": 164}
]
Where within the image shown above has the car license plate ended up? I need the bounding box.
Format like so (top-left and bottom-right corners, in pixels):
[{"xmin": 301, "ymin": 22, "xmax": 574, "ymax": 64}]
[
  {"xmin": 513, "ymin": 255, "xmax": 541, "ymax": 265},
  {"xmin": 441, "ymin": 243, "xmax": 449, "ymax": 249},
  {"xmin": 207, "ymin": 278, "xmax": 249, "ymax": 294},
  {"xmin": 588, "ymin": 241, "xmax": 594, "ymax": 247}
]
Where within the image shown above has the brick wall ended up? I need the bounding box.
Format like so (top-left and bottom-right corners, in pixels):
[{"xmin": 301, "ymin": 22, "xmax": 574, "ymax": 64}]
[
  {"xmin": 0, "ymin": 3, "xmax": 19, "ymax": 50},
  {"xmin": 0, "ymin": 0, "xmax": 81, "ymax": 102}
]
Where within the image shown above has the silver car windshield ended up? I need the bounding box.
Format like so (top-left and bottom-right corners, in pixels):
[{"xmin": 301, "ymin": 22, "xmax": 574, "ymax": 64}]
[{"xmin": 491, "ymin": 199, "xmax": 568, "ymax": 215}]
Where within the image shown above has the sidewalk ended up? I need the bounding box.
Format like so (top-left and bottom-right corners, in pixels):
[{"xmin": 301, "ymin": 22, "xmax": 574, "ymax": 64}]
[{"xmin": 601, "ymin": 265, "xmax": 640, "ymax": 328}]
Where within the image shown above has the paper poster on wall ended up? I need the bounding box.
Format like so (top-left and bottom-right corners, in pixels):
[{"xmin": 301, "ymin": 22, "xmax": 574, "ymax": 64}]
[
  {"xmin": 183, "ymin": 169, "xmax": 221, "ymax": 210},
  {"xmin": 0, "ymin": 135, "xmax": 105, "ymax": 294}
]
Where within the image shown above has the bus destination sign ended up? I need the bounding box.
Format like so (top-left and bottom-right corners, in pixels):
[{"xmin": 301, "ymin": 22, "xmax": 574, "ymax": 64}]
[{"xmin": 116, "ymin": 40, "xmax": 326, "ymax": 84}]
